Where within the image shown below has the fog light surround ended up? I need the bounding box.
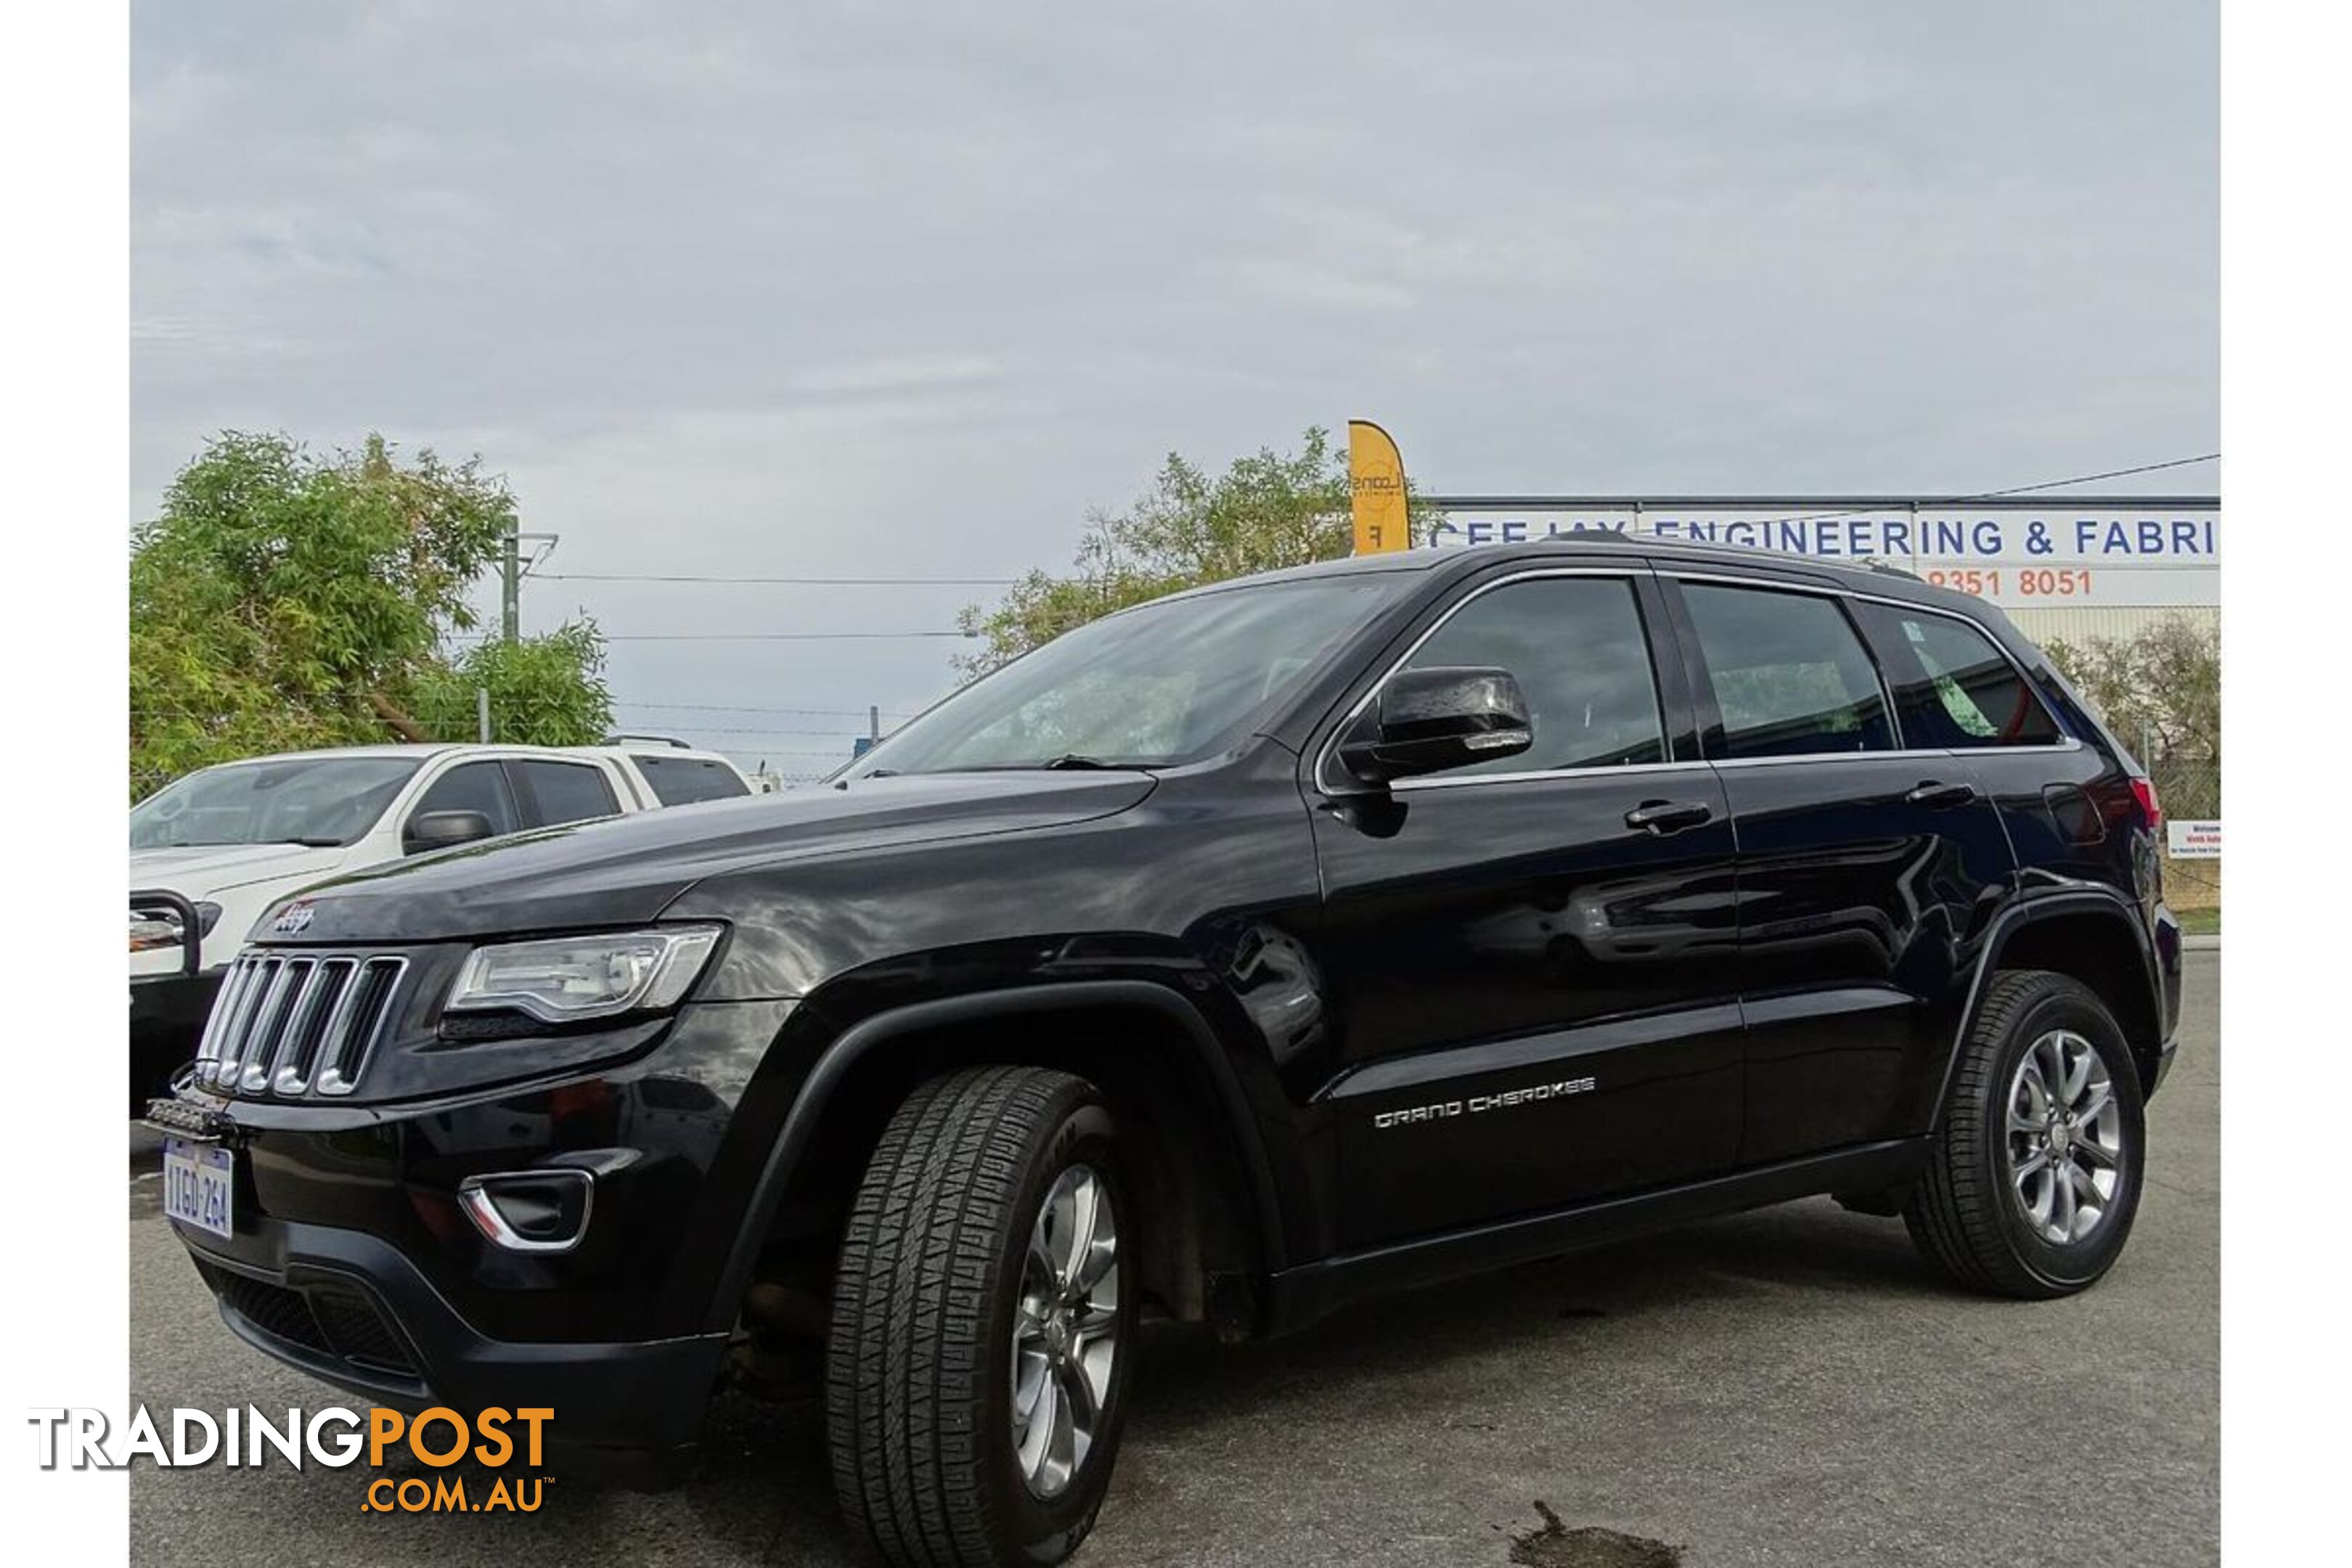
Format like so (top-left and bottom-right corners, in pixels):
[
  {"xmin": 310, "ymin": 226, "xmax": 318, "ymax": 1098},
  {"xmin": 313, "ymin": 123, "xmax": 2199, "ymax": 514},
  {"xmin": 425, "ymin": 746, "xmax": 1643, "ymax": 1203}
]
[{"xmin": 457, "ymin": 1169, "xmax": 595, "ymax": 1254}]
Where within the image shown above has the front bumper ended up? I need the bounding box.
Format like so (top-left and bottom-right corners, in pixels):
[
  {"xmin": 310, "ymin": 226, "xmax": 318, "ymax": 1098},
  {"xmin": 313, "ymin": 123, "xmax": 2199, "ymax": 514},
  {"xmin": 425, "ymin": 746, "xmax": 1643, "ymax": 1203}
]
[
  {"xmin": 147, "ymin": 993, "xmax": 801, "ymax": 1479},
  {"xmin": 178, "ymin": 1214, "xmax": 728, "ymax": 1483}
]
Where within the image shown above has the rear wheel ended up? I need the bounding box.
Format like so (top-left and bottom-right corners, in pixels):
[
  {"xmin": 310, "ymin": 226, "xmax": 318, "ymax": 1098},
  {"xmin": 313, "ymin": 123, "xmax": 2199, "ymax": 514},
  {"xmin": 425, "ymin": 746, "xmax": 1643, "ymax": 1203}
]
[
  {"xmin": 828, "ymin": 1066, "xmax": 1135, "ymax": 1567},
  {"xmin": 1906, "ymin": 970, "xmax": 2147, "ymax": 1298}
]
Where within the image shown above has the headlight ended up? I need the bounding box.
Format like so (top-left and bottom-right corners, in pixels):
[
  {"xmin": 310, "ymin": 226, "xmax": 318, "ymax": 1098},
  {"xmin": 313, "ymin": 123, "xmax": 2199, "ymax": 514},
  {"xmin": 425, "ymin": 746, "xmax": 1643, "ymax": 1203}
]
[
  {"xmin": 129, "ymin": 901, "xmax": 221, "ymax": 953},
  {"xmin": 446, "ymin": 926, "xmax": 723, "ymax": 1024}
]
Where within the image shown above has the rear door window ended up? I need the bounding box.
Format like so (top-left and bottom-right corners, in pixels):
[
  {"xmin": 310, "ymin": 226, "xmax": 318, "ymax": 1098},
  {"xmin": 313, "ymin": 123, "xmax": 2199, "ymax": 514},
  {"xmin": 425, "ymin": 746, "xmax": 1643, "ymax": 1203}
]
[
  {"xmin": 513, "ymin": 759, "xmax": 622, "ymax": 827},
  {"xmin": 632, "ymin": 754, "xmax": 751, "ymax": 806},
  {"xmin": 1680, "ymin": 584, "xmax": 1895, "ymax": 758},
  {"xmin": 1854, "ymin": 603, "xmax": 2063, "ymax": 748}
]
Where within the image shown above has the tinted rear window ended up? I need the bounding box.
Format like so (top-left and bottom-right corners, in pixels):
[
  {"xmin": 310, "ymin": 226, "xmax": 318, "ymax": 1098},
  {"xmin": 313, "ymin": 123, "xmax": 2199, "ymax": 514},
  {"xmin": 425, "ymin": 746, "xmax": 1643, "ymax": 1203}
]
[
  {"xmin": 515, "ymin": 759, "xmax": 621, "ymax": 826},
  {"xmin": 633, "ymin": 755, "xmax": 751, "ymax": 806},
  {"xmin": 1853, "ymin": 603, "xmax": 2062, "ymax": 748},
  {"xmin": 1681, "ymin": 584, "xmax": 1895, "ymax": 759}
]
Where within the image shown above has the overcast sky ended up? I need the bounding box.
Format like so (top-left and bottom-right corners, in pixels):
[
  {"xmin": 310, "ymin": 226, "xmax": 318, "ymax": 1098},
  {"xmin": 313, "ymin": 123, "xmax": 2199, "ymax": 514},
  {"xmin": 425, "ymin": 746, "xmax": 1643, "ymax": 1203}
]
[{"xmin": 131, "ymin": 1, "xmax": 2216, "ymax": 777}]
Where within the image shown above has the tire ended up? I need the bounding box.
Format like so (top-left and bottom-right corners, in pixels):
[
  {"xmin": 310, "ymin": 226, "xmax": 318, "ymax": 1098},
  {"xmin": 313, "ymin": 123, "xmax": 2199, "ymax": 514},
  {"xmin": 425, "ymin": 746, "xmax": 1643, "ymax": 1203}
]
[
  {"xmin": 1905, "ymin": 969, "xmax": 2147, "ymax": 1299},
  {"xmin": 827, "ymin": 1066, "xmax": 1136, "ymax": 1568}
]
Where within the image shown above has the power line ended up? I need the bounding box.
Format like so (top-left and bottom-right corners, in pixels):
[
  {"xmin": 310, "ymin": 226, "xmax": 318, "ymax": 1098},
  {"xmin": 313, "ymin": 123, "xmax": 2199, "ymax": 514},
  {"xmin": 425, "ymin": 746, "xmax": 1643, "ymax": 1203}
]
[
  {"xmin": 134, "ymin": 700, "xmax": 920, "ymax": 726},
  {"xmin": 530, "ymin": 458, "xmax": 2222, "ymax": 583},
  {"xmin": 1952, "ymin": 452, "xmax": 2221, "ymax": 496},
  {"xmin": 615, "ymin": 724, "xmax": 878, "ymax": 738},
  {"xmin": 698, "ymin": 748, "xmax": 856, "ymax": 759},
  {"xmin": 525, "ymin": 571, "xmax": 1019, "ymax": 587},
  {"xmin": 611, "ymin": 700, "xmax": 916, "ymax": 719},
  {"xmin": 448, "ymin": 629, "xmax": 967, "ymax": 643},
  {"xmin": 133, "ymin": 716, "xmax": 906, "ymax": 732},
  {"xmin": 1756, "ymin": 454, "xmax": 2221, "ymax": 527},
  {"xmin": 603, "ymin": 630, "xmax": 969, "ymax": 642},
  {"xmin": 624, "ymin": 727, "xmax": 877, "ymax": 738}
]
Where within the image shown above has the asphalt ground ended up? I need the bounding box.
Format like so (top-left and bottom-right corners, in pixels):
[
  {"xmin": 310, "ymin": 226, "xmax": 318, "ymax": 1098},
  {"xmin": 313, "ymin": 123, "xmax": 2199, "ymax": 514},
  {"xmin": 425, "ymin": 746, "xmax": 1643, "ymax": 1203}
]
[{"xmin": 129, "ymin": 951, "xmax": 2218, "ymax": 1567}]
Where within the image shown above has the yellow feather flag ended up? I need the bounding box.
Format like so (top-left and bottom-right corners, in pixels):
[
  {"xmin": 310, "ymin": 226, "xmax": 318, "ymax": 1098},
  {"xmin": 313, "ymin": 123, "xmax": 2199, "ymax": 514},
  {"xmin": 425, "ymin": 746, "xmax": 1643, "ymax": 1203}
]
[{"xmin": 1348, "ymin": 420, "xmax": 1410, "ymax": 555}]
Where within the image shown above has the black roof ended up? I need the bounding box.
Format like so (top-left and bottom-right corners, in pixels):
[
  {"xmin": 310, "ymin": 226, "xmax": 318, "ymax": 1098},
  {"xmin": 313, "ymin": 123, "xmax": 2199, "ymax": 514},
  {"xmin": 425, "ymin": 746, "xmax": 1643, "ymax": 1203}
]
[
  {"xmin": 1132, "ymin": 532, "xmax": 1984, "ymax": 621},
  {"xmin": 1429, "ymin": 531, "xmax": 1924, "ymax": 584},
  {"xmin": 1417, "ymin": 534, "xmax": 2005, "ymax": 623},
  {"xmin": 1514, "ymin": 529, "xmax": 1918, "ymax": 577}
]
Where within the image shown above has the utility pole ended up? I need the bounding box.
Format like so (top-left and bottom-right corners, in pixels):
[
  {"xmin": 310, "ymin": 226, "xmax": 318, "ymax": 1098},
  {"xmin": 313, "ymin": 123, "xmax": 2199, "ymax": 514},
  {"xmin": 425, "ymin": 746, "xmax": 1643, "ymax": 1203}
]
[
  {"xmin": 476, "ymin": 687, "xmax": 492, "ymax": 744},
  {"xmin": 500, "ymin": 528, "xmax": 560, "ymax": 645},
  {"xmin": 869, "ymin": 705, "xmax": 881, "ymax": 747},
  {"xmin": 500, "ymin": 522, "xmax": 521, "ymax": 645}
]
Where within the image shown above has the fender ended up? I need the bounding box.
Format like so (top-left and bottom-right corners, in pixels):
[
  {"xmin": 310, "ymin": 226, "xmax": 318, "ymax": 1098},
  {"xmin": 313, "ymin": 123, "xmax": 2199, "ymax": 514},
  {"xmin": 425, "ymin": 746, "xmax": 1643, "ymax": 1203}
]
[
  {"xmin": 702, "ymin": 979, "xmax": 1291, "ymax": 1334},
  {"xmin": 1928, "ymin": 886, "xmax": 2165, "ymax": 1124}
]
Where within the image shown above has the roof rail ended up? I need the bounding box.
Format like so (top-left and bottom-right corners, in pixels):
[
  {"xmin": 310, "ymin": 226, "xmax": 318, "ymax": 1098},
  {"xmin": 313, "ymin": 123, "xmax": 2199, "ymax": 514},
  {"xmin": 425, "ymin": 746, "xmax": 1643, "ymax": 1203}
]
[
  {"xmin": 602, "ymin": 733, "xmax": 694, "ymax": 749},
  {"xmin": 1520, "ymin": 531, "xmax": 1931, "ymax": 582}
]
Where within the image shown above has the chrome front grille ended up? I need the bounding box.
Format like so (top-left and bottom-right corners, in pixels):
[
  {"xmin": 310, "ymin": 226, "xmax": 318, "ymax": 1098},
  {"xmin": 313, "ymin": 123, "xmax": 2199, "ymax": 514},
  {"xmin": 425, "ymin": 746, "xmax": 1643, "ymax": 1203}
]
[{"xmin": 194, "ymin": 950, "xmax": 407, "ymax": 1098}]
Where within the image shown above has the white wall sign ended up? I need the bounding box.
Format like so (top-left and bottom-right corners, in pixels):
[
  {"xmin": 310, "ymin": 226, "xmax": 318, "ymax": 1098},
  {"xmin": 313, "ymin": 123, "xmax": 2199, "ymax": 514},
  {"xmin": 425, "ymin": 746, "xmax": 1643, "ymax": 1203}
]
[
  {"xmin": 1422, "ymin": 500, "xmax": 2219, "ymax": 609},
  {"xmin": 2165, "ymin": 819, "xmax": 2222, "ymax": 859}
]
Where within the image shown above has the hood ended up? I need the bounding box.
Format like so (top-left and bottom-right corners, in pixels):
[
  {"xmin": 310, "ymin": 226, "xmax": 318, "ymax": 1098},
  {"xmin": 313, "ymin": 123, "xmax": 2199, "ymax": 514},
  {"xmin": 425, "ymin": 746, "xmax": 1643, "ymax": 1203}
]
[
  {"xmin": 128, "ymin": 841, "xmax": 346, "ymax": 896},
  {"xmin": 272, "ymin": 769, "xmax": 1159, "ymax": 944}
]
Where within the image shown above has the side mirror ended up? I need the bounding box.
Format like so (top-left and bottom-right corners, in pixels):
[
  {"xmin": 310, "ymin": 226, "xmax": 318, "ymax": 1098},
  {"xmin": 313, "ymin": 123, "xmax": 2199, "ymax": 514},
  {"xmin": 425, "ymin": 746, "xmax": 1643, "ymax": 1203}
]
[
  {"xmin": 404, "ymin": 809, "xmax": 497, "ymax": 855},
  {"xmin": 1339, "ymin": 666, "xmax": 1533, "ymax": 784}
]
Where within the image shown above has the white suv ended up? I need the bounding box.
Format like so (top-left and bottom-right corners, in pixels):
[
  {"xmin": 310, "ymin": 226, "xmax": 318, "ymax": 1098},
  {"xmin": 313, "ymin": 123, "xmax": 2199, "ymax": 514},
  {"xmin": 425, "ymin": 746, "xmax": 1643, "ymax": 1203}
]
[{"xmin": 128, "ymin": 741, "xmax": 752, "ymax": 1106}]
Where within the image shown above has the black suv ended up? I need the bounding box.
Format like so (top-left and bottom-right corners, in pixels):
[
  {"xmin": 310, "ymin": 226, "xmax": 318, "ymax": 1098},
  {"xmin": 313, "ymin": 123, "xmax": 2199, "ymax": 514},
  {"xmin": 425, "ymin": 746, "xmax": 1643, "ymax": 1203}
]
[{"xmin": 150, "ymin": 538, "xmax": 2181, "ymax": 1567}]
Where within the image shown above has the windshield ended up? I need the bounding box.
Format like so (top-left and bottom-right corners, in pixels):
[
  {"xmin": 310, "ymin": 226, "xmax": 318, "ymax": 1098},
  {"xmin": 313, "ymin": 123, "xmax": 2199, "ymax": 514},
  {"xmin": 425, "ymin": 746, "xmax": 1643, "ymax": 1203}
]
[
  {"xmin": 129, "ymin": 756, "xmax": 423, "ymax": 849},
  {"xmin": 847, "ymin": 576, "xmax": 1404, "ymax": 777}
]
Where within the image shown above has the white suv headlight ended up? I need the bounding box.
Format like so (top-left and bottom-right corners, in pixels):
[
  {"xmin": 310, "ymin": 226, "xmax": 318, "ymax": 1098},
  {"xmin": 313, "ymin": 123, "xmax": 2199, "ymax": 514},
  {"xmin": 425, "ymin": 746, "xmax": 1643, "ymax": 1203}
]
[{"xmin": 446, "ymin": 926, "xmax": 723, "ymax": 1024}]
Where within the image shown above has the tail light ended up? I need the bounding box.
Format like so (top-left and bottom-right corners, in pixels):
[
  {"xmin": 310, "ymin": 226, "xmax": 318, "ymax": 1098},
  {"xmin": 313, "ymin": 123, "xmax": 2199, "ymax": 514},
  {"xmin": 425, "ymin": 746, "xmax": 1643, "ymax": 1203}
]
[{"xmin": 2128, "ymin": 776, "xmax": 2163, "ymax": 831}]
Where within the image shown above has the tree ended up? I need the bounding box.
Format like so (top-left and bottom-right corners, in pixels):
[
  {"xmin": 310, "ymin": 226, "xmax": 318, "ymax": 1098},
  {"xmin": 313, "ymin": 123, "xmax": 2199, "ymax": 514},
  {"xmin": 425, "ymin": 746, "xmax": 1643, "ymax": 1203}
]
[
  {"xmin": 129, "ymin": 431, "xmax": 613, "ymax": 799},
  {"xmin": 955, "ymin": 426, "xmax": 1444, "ymax": 674},
  {"xmin": 2044, "ymin": 616, "xmax": 2221, "ymax": 817},
  {"xmin": 409, "ymin": 621, "xmax": 613, "ymax": 747}
]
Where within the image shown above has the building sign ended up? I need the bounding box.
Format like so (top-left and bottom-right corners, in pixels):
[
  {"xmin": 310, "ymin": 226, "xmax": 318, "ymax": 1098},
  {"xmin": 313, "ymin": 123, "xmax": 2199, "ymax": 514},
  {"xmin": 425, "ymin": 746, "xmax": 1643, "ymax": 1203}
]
[
  {"xmin": 2166, "ymin": 819, "xmax": 2222, "ymax": 859},
  {"xmin": 1421, "ymin": 498, "xmax": 2218, "ymax": 609}
]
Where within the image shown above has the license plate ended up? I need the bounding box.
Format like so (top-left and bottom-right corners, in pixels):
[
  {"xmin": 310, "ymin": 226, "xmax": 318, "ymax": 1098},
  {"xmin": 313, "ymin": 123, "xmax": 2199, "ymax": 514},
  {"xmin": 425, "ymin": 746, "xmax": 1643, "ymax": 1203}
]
[{"xmin": 163, "ymin": 1138, "xmax": 234, "ymax": 1240}]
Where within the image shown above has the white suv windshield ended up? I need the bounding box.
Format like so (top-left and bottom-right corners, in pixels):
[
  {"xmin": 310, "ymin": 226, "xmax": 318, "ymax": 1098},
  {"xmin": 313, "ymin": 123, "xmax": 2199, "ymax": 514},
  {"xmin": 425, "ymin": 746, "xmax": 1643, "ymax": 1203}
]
[
  {"xmin": 849, "ymin": 576, "xmax": 1402, "ymax": 777},
  {"xmin": 129, "ymin": 756, "xmax": 422, "ymax": 849}
]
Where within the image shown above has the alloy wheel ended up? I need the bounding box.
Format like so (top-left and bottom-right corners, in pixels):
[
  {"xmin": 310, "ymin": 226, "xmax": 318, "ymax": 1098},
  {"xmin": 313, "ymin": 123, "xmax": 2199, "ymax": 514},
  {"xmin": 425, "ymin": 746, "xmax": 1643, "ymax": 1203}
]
[
  {"xmin": 1010, "ymin": 1163, "xmax": 1120, "ymax": 1499},
  {"xmin": 2005, "ymin": 1029, "xmax": 2126, "ymax": 1246}
]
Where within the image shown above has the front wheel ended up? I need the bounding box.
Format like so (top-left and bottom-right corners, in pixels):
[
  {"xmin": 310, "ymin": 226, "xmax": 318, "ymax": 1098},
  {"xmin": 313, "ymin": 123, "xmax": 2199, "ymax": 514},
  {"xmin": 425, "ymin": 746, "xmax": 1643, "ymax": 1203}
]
[
  {"xmin": 828, "ymin": 1066, "xmax": 1135, "ymax": 1567},
  {"xmin": 1905, "ymin": 970, "xmax": 2147, "ymax": 1299}
]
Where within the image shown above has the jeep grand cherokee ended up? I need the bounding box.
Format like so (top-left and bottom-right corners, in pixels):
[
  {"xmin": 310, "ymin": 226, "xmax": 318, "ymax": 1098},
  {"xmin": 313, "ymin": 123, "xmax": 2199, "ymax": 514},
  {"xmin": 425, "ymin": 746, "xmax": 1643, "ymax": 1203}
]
[{"xmin": 149, "ymin": 536, "xmax": 2181, "ymax": 1567}]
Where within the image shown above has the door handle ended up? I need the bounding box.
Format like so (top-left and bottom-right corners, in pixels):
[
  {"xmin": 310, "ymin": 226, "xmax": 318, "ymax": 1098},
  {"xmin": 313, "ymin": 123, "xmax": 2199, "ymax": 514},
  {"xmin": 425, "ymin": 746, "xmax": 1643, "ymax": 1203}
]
[
  {"xmin": 1904, "ymin": 780, "xmax": 1982, "ymax": 809},
  {"xmin": 1624, "ymin": 799, "xmax": 1714, "ymax": 836}
]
